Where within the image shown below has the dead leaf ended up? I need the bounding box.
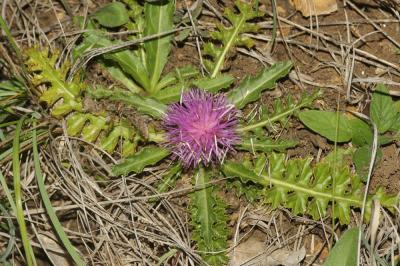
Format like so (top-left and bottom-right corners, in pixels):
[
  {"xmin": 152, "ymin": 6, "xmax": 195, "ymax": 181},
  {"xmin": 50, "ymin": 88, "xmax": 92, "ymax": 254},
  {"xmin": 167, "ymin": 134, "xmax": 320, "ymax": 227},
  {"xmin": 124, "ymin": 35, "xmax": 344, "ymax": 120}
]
[
  {"xmin": 229, "ymin": 230, "xmax": 306, "ymax": 266},
  {"xmin": 290, "ymin": 0, "xmax": 338, "ymax": 17},
  {"xmin": 37, "ymin": 232, "xmax": 72, "ymax": 266}
]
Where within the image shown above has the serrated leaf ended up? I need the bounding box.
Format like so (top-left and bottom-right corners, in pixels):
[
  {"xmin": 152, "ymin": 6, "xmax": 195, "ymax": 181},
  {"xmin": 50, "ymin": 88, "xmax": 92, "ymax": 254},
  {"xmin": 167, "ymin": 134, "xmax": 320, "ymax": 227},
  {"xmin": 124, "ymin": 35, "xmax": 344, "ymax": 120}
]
[
  {"xmin": 88, "ymin": 87, "xmax": 167, "ymax": 118},
  {"xmin": 223, "ymin": 152, "xmax": 397, "ymax": 224},
  {"xmin": 26, "ymin": 48, "xmax": 84, "ymax": 117},
  {"xmin": 228, "ymin": 61, "xmax": 292, "ymax": 109},
  {"xmin": 370, "ymin": 84, "xmax": 398, "ymax": 133},
  {"xmin": 237, "ymin": 137, "xmax": 297, "ymax": 153},
  {"xmin": 192, "ymin": 74, "xmax": 235, "ymax": 93},
  {"xmin": 191, "ymin": 168, "xmax": 228, "ymax": 265},
  {"xmin": 144, "ymin": 0, "xmax": 174, "ymax": 93},
  {"xmin": 239, "ymin": 91, "xmax": 320, "ymax": 132},
  {"xmin": 323, "ymin": 228, "xmax": 359, "ymax": 266},
  {"xmin": 92, "ymin": 2, "xmax": 129, "ymax": 28},
  {"xmin": 205, "ymin": 0, "xmax": 264, "ymax": 77},
  {"xmin": 112, "ymin": 146, "xmax": 170, "ymax": 175},
  {"xmin": 156, "ymin": 164, "xmax": 181, "ymax": 193},
  {"xmin": 299, "ymin": 110, "xmax": 353, "ymax": 142}
]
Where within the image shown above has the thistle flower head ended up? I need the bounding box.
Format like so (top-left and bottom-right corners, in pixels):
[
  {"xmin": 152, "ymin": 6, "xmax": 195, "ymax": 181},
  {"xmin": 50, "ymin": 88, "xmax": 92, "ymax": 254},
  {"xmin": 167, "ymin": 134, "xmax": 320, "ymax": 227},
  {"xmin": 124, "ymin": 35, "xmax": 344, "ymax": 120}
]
[{"xmin": 163, "ymin": 89, "xmax": 239, "ymax": 167}]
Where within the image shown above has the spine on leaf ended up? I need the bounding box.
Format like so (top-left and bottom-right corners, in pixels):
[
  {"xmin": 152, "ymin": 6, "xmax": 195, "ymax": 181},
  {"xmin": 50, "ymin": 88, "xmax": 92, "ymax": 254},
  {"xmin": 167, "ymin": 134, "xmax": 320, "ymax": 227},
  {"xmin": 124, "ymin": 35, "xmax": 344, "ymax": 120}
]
[
  {"xmin": 25, "ymin": 48, "xmax": 137, "ymax": 156},
  {"xmin": 191, "ymin": 167, "xmax": 229, "ymax": 265},
  {"xmin": 222, "ymin": 152, "xmax": 398, "ymax": 224}
]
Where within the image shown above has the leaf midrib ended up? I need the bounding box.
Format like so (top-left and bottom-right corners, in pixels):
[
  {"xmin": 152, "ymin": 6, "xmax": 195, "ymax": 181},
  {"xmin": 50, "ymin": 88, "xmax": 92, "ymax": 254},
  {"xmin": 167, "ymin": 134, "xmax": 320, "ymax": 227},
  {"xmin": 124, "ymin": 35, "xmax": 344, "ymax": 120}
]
[{"xmin": 224, "ymin": 163, "xmax": 361, "ymax": 206}]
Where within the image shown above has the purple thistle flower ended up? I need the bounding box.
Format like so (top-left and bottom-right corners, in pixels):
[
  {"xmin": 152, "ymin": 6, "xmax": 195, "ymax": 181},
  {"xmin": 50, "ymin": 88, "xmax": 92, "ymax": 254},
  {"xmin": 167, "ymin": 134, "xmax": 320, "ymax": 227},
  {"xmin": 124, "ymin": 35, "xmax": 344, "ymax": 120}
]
[{"xmin": 163, "ymin": 89, "xmax": 239, "ymax": 168}]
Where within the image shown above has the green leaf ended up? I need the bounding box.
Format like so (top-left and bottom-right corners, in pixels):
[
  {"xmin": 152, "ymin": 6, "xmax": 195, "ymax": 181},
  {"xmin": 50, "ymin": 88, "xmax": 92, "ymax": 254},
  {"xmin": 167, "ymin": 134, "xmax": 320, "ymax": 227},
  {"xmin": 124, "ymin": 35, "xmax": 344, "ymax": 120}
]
[
  {"xmin": 156, "ymin": 65, "xmax": 199, "ymax": 91},
  {"xmin": 204, "ymin": 0, "xmax": 264, "ymax": 77},
  {"xmin": 222, "ymin": 152, "xmax": 397, "ymax": 224},
  {"xmin": 32, "ymin": 127, "xmax": 85, "ymax": 266},
  {"xmin": 237, "ymin": 137, "xmax": 297, "ymax": 153},
  {"xmin": 26, "ymin": 48, "xmax": 84, "ymax": 117},
  {"xmin": 144, "ymin": 0, "xmax": 174, "ymax": 93},
  {"xmin": 370, "ymin": 84, "xmax": 398, "ymax": 133},
  {"xmin": 92, "ymin": 2, "xmax": 129, "ymax": 28},
  {"xmin": 102, "ymin": 61, "xmax": 142, "ymax": 93},
  {"xmin": 12, "ymin": 118, "xmax": 37, "ymax": 266},
  {"xmin": 156, "ymin": 164, "xmax": 182, "ymax": 193},
  {"xmin": 191, "ymin": 168, "xmax": 228, "ymax": 265},
  {"xmin": 299, "ymin": 110, "xmax": 353, "ymax": 142},
  {"xmin": 239, "ymin": 91, "xmax": 320, "ymax": 133},
  {"xmin": 112, "ymin": 146, "xmax": 170, "ymax": 175},
  {"xmin": 88, "ymin": 87, "xmax": 167, "ymax": 118},
  {"xmin": 348, "ymin": 116, "xmax": 372, "ymax": 146},
  {"xmin": 192, "ymin": 74, "xmax": 235, "ymax": 93},
  {"xmin": 75, "ymin": 32, "xmax": 150, "ymax": 89},
  {"xmin": 323, "ymin": 228, "xmax": 359, "ymax": 266},
  {"xmin": 228, "ymin": 61, "xmax": 293, "ymax": 109},
  {"xmin": 353, "ymin": 146, "xmax": 382, "ymax": 182}
]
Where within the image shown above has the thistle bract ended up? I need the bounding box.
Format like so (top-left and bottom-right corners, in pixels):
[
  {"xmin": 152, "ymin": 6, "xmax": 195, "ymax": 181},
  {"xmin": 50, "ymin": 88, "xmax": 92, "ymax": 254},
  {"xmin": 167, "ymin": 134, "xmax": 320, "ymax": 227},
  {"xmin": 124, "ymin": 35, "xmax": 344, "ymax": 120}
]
[{"xmin": 164, "ymin": 89, "xmax": 239, "ymax": 167}]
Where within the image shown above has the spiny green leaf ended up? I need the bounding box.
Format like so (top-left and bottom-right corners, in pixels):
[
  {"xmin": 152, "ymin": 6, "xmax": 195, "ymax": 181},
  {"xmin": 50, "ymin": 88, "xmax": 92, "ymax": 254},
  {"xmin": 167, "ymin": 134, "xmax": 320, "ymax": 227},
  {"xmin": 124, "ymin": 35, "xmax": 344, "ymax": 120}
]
[
  {"xmin": 112, "ymin": 146, "xmax": 170, "ymax": 175},
  {"xmin": 156, "ymin": 164, "xmax": 182, "ymax": 193},
  {"xmin": 222, "ymin": 153, "xmax": 398, "ymax": 224},
  {"xmin": 228, "ymin": 61, "xmax": 292, "ymax": 109},
  {"xmin": 88, "ymin": 86, "xmax": 167, "ymax": 118},
  {"xmin": 239, "ymin": 91, "xmax": 320, "ymax": 133},
  {"xmin": 323, "ymin": 228, "xmax": 359, "ymax": 266},
  {"xmin": 204, "ymin": 0, "xmax": 264, "ymax": 77},
  {"xmin": 144, "ymin": 0, "xmax": 174, "ymax": 93},
  {"xmin": 299, "ymin": 110, "xmax": 353, "ymax": 142},
  {"xmin": 26, "ymin": 48, "xmax": 84, "ymax": 117},
  {"xmin": 370, "ymin": 84, "xmax": 398, "ymax": 133},
  {"xmin": 237, "ymin": 136, "xmax": 297, "ymax": 153},
  {"xmin": 92, "ymin": 2, "xmax": 129, "ymax": 28},
  {"xmin": 191, "ymin": 168, "xmax": 228, "ymax": 265}
]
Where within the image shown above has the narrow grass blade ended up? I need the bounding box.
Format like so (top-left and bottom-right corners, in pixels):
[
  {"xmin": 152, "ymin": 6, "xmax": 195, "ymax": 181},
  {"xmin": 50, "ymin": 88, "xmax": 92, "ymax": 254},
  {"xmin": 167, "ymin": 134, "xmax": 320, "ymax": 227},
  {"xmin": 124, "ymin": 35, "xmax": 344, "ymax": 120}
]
[
  {"xmin": 13, "ymin": 117, "xmax": 37, "ymax": 266},
  {"xmin": 32, "ymin": 126, "xmax": 85, "ymax": 266}
]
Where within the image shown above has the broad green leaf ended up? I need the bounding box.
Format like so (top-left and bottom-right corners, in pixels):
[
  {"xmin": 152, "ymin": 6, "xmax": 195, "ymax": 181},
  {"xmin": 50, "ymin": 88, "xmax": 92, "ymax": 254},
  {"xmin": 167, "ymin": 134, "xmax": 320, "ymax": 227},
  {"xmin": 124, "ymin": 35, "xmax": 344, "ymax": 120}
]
[
  {"xmin": 192, "ymin": 74, "xmax": 235, "ymax": 93},
  {"xmin": 102, "ymin": 62, "xmax": 142, "ymax": 93},
  {"xmin": 228, "ymin": 61, "xmax": 293, "ymax": 109},
  {"xmin": 92, "ymin": 2, "xmax": 129, "ymax": 28},
  {"xmin": 353, "ymin": 146, "xmax": 371, "ymax": 181},
  {"xmin": 144, "ymin": 0, "xmax": 174, "ymax": 93},
  {"xmin": 348, "ymin": 116, "xmax": 372, "ymax": 146},
  {"xmin": 353, "ymin": 146, "xmax": 382, "ymax": 182},
  {"xmin": 299, "ymin": 110, "xmax": 353, "ymax": 142},
  {"xmin": 323, "ymin": 228, "xmax": 359, "ymax": 266},
  {"xmin": 153, "ymin": 84, "xmax": 185, "ymax": 104},
  {"xmin": 370, "ymin": 84, "xmax": 398, "ymax": 133},
  {"xmin": 112, "ymin": 146, "xmax": 170, "ymax": 175}
]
